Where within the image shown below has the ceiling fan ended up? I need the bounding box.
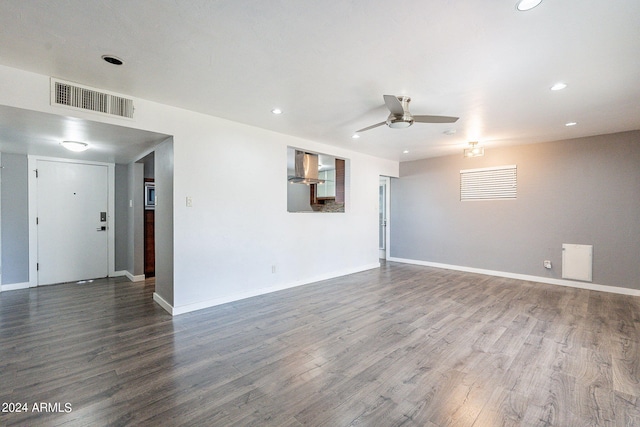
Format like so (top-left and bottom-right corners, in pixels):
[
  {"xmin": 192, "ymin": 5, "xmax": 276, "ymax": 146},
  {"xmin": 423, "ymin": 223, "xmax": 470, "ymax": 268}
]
[{"xmin": 357, "ymin": 95, "xmax": 459, "ymax": 133}]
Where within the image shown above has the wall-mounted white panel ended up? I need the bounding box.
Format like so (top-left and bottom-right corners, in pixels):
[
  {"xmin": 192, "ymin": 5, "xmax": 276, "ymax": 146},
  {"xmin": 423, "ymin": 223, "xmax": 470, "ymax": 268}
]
[{"xmin": 562, "ymin": 244, "xmax": 593, "ymax": 282}]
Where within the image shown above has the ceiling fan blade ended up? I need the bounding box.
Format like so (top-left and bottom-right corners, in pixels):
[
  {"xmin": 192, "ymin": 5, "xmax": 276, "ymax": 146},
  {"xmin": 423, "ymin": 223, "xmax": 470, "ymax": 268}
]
[
  {"xmin": 383, "ymin": 95, "xmax": 405, "ymax": 116},
  {"xmin": 413, "ymin": 115, "xmax": 459, "ymax": 124},
  {"xmin": 356, "ymin": 121, "xmax": 386, "ymax": 132}
]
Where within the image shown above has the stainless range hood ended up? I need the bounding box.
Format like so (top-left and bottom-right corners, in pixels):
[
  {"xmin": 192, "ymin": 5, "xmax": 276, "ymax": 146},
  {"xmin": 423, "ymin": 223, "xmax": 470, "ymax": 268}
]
[{"xmin": 288, "ymin": 150, "xmax": 325, "ymax": 185}]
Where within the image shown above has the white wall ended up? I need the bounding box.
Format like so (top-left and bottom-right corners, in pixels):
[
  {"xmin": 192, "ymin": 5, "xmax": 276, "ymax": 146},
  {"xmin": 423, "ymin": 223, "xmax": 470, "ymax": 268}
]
[
  {"xmin": 154, "ymin": 138, "xmax": 174, "ymax": 306},
  {"xmin": 0, "ymin": 65, "xmax": 399, "ymax": 313}
]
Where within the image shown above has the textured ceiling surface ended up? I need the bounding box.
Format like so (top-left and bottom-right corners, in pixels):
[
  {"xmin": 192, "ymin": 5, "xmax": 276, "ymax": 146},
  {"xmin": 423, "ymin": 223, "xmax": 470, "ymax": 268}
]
[{"xmin": 0, "ymin": 0, "xmax": 639, "ymax": 163}]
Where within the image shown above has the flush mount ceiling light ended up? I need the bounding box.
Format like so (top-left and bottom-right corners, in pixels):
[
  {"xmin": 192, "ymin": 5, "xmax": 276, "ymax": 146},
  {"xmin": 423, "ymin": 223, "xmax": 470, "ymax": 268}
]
[
  {"xmin": 271, "ymin": 108, "xmax": 282, "ymax": 115},
  {"xmin": 516, "ymin": 0, "xmax": 542, "ymax": 11},
  {"xmin": 551, "ymin": 82, "xmax": 567, "ymax": 91},
  {"xmin": 351, "ymin": 134, "xmax": 360, "ymax": 139},
  {"xmin": 101, "ymin": 55, "xmax": 123, "ymax": 65},
  {"xmin": 464, "ymin": 141, "xmax": 484, "ymax": 158},
  {"xmin": 403, "ymin": 150, "xmax": 409, "ymax": 154},
  {"xmin": 60, "ymin": 141, "xmax": 89, "ymax": 152},
  {"xmin": 565, "ymin": 121, "xmax": 577, "ymax": 126}
]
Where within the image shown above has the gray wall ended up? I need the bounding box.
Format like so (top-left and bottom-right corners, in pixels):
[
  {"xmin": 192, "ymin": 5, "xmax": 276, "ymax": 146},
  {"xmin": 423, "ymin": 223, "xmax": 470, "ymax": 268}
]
[
  {"xmin": 114, "ymin": 163, "xmax": 129, "ymax": 272},
  {"xmin": 1, "ymin": 153, "xmax": 29, "ymax": 284},
  {"xmin": 142, "ymin": 153, "xmax": 154, "ymax": 179},
  {"xmin": 154, "ymin": 138, "xmax": 174, "ymax": 305},
  {"xmin": 391, "ymin": 131, "xmax": 640, "ymax": 290}
]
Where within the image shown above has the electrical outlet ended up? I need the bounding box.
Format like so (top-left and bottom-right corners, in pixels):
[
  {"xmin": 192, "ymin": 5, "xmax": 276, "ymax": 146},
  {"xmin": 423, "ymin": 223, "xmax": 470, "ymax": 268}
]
[
  {"xmin": 271, "ymin": 265, "xmax": 276, "ymax": 274},
  {"xmin": 186, "ymin": 196, "xmax": 193, "ymax": 207},
  {"xmin": 543, "ymin": 260, "xmax": 552, "ymax": 269}
]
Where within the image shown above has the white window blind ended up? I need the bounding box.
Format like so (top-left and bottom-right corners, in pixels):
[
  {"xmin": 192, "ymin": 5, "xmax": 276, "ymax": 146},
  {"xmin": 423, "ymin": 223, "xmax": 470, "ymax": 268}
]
[{"xmin": 460, "ymin": 165, "xmax": 517, "ymax": 201}]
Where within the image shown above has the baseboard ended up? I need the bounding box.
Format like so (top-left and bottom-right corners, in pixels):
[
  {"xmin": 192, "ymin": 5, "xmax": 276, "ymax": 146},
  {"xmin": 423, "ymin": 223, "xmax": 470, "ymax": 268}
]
[
  {"xmin": 388, "ymin": 257, "xmax": 640, "ymax": 297},
  {"xmin": 111, "ymin": 270, "xmax": 145, "ymax": 282},
  {"xmin": 127, "ymin": 272, "xmax": 146, "ymax": 282},
  {"xmin": 167, "ymin": 262, "xmax": 381, "ymax": 316},
  {"xmin": 153, "ymin": 292, "xmax": 174, "ymax": 315},
  {"xmin": 0, "ymin": 282, "xmax": 31, "ymax": 292}
]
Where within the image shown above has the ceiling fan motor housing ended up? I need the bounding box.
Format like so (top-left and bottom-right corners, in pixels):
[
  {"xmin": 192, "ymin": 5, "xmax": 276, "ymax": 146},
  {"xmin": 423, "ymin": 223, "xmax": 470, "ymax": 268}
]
[
  {"xmin": 387, "ymin": 96, "xmax": 413, "ymax": 128},
  {"xmin": 387, "ymin": 115, "xmax": 413, "ymax": 128}
]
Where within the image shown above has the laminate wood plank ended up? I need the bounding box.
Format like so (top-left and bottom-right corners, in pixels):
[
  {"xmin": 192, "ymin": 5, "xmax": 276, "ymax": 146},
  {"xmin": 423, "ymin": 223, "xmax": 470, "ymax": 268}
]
[
  {"xmin": 612, "ymin": 349, "xmax": 640, "ymax": 397},
  {"xmin": 535, "ymin": 375, "xmax": 590, "ymax": 427},
  {"xmin": 1, "ymin": 264, "xmax": 639, "ymax": 426},
  {"xmin": 472, "ymin": 386, "xmax": 530, "ymax": 427},
  {"xmin": 613, "ymin": 391, "xmax": 640, "ymax": 427}
]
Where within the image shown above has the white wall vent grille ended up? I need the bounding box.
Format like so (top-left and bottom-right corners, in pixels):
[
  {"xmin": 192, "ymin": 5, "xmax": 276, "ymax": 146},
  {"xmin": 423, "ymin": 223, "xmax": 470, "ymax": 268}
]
[
  {"xmin": 460, "ymin": 165, "xmax": 517, "ymax": 201},
  {"xmin": 51, "ymin": 78, "xmax": 134, "ymax": 119}
]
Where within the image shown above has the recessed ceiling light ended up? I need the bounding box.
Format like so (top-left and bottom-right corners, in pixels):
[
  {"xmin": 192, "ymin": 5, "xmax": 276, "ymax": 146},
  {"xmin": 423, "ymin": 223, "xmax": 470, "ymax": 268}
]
[
  {"xmin": 101, "ymin": 55, "xmax": 123, "ymax": 65},
  {"xmin": 565, "ymin": 122, "xmax": 577, "ymax": 126},
  {"xmin": 516, "ymin": 0, "xmax": 542, "ymax": 11},
  {"xmin": 551, "ymin": 82, "xmax": 567, "ymax": 91},
  {"xmin": 271, "ymin": 108, "xmax": 282, "ymax": 115},
  {"xmin": 61, "ymin": 141, "xmax": 89, "ymax": 152},
  {"xmin": 351, "ymin": 134, "xmax": 360, "ymax": 139},
  {"xmin": 403, "ymin": 150, "xmax": 409, "ymax": 154}
]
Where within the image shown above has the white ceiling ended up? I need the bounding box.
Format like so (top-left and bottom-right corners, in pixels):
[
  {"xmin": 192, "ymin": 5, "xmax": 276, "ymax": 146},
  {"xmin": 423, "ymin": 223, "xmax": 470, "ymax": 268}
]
[
  {"xmin": 0, "ymin": 0, "xmax": 639, "ymax": 163},
  {"xmin": 0, "ymin": 106, "xmax": 170, "ymax": 164}
]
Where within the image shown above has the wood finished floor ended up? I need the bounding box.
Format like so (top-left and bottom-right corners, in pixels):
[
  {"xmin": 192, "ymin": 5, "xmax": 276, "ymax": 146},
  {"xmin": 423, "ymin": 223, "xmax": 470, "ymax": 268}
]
[{"xmin": 1, "ymin": 262, "xmax": 639, "ymax": 426}]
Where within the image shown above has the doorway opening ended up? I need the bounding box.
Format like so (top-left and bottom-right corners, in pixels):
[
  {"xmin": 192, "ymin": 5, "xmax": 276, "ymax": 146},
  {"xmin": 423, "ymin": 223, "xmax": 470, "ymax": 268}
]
[
  {"xmin": 140, "ymin": 153, "xmax": 155, "ymax": 278},
  {"xmin": 379, "ymin": 176, "xmax": 390, "ymax": 260}
]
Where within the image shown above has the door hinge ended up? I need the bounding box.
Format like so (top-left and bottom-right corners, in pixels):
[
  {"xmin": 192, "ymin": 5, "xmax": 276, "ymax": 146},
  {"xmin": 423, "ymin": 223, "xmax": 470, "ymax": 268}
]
[
  {"xmin": 37, "ymin": 263, "xmax": 39, "ymax": 271},
  {"xmin": 35, "ymin": 169, "xmax": 38, "ymax": 178},
  {"xmin": 36, "ymin": 217, "xmax": 39, "ymax": 225}
]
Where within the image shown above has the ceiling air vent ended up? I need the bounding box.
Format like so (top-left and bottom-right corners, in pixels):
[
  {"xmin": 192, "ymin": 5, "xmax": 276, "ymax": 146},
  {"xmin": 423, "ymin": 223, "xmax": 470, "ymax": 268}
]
[{"xmin": 51, "ymin": 78, "xmax": 134, "ymax": 119}]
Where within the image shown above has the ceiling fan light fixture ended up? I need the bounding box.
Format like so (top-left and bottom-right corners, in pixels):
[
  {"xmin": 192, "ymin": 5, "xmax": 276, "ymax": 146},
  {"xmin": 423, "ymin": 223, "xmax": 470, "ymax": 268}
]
[
  {"xmin": 61, "ymin": 141, "xmax": 89, "ymax": 152},
  {"xmin": 387, "ymin": 118, "xmax": 413, "ymax": 129},
  {"xmin": 516, "ymin": 0, "xmax": 542, "ymax": 11},
  {"xmin": 464, "ymin": 141, "xmax": 484, "ymax": 158}
]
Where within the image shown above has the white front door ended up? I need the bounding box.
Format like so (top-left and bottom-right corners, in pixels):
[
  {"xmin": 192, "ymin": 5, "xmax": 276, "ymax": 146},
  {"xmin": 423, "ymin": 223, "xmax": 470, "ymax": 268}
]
[{"xmin": 36, "ymin": 160, "xmax": 109, "ymax": 285}]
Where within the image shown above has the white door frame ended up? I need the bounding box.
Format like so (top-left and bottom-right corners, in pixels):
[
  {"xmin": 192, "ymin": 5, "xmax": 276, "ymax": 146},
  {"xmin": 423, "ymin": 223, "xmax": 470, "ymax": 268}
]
[{"xmin": 28, "ymin": 156, "xmax": 116, "ymax": 287}]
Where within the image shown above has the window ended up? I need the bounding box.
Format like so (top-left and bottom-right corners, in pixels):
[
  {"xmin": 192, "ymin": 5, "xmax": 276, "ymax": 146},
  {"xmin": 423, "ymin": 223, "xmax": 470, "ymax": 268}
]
[{"xmin": 460, "ymin": 165, "xmax": 517, "ymax": 201}]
